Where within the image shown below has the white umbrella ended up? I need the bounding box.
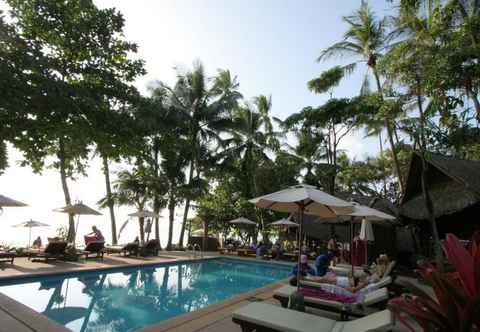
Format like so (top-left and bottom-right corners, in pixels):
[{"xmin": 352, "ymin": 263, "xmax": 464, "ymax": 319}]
[
  {"xmin": 269, "ymin": 218, "xmax": 298, "ymax": 227},
  {"xmin": 0, "ymin": 194, "xmax": 27, "ymax": 207},
  {"xmin": 128, "ymin": 210, "xmax": 160, "ymax": 218},
  {"xmin": 342, "ymin": 202, "xmax": 395, "ymax": 273},
  {"xmin": 359, "ymin": 219, "xmax": 375, "ymax": 241},
  {"xmin": 228, "ymin": 217, "xmax": 256, "ymax": 225},
  {"xmin": 250, "ymin": 184, "xmax": 353, "ymax": 284},
  {"xmin": 128, "ymin": 210, "xmax": 160, "ymax": 244},
  {"xmin": 13, "ymin": 219, "xmax": 49, "ymax": 247},
  {"xmin": 54, "ymin": 202, "xmax": 102, "ymax": 243}
]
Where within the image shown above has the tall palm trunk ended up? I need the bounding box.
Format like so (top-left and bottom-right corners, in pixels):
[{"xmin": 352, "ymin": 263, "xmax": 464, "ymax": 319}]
[
  {"xmin": 153, "ymin": 143, "xmax": 161, "ymax": 242},
  {"xmin": 416, "ymin": 86, "xmax": 443, "ymax": 270},
  {"xmin": 139, "ymin": 217, "xmax": 145, "ymax": 244},
  {"xmin": 58, "ymin": 137, "xmax": 75, "ymax": 242},
  {"xmin": 167, "ymin": 192, "xmax": 175, "ymax": 250},
  {"xmin": 102, "ymin": 154, "xmax": 117, "ymax": 244},
  {"xmin": 178, "ymin": 159, "xmax": 194, "ymax": 247},
  {"xmin": 372, "ymin": 69, "xmax": 405, "ymax": 194}
]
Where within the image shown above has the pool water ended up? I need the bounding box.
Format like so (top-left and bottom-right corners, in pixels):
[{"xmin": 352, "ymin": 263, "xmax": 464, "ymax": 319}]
[{"xmin": 0, "ymin": 258, "xmax": 291, "ymax": 332}]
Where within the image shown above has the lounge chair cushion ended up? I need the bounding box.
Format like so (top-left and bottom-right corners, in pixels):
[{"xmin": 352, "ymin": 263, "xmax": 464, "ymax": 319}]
[
  {"xmin": 275, "ymin": 285, "xmax": 388, "ymax": 309},
  {"xmin": 233, "ymin": 302, "xmax": 393, "ymax": 332},
  {"xmin": 233, "ymin": 302, "xmax": 336, "ymax": 332}
]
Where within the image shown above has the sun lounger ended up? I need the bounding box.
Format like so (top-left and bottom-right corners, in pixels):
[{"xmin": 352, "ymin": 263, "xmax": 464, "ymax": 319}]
[
  {"xmin": 232, "ymin": 302, "xmax": 393, "ymax": 332},
  {"xmin": 78, "ymin": 241, "xmax": 105, "ymax": 260},
  {"xmin": 141, "ymin": 239, "xmax": 160, "ymax": 256},
  {"xmin": 31, "ymin": 241, "xmax": 68, "ymax": 262},
  {"xmin": 273, "ymin": 283, "xmax": 389, "ymax": 320},
  {"xmin": 106, "ymin": 242, "xmax": 140, "ymax": 256},
  {"xmin": 0, "ymin": 251, "xmax": 16, "ymax": 264}
]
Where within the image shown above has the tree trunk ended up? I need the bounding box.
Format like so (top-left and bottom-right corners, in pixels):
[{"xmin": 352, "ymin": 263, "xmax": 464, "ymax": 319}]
[
  {"xmin": 58, "ymin": 138, "xmax": 75, "ymax": 242},
  {"xmin": 470, "ymin": 88, "xmax": 480, "ymax": 123},
  {"xmin": 153, "ymin": 143, "xmax": 161, "ymax": 242},
  {"xmin": 167, "ymin": 194, "xmax": 175, "ymax": 250},
  {"xmin": 416, "ymin": 87, "xmax": 444, "ymax": 270},
  {"xmin": 139, "ymin": 217, "xmax": 145, "ymax": 244},
  {"xmin": 102, "ymin": 155, "xmax": 117, "ymax": 245},
  {"xmin": 203, "ymin": 219, "xmax": 208, "ymax": 251},
  {"xmin": 372, "ymin": 69, "xmax": 405, "ymax": 194},
  {"xmin": 379, "ymin": 132, "xmax": 388, "ymax": 195},
  {"xmin": 178, "ymin": 160, "xmax": 194, "ymax": 247}
]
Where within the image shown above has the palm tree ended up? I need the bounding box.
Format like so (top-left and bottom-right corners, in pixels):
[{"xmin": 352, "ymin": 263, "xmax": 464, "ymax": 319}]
[
  {"xmin": 158, "ymin": 62, "xmax": 242, "ymax": 248},
  {"xmin": 224, "ymin": 96, "xmax": 278, "ymax": 198},
  {"xmin": 315, "ymin": 1, "xmax": 405, "ymax": 193},
  {"xmin": 102, "ymin": 166, "xmax": 163, "ymax": 243}
]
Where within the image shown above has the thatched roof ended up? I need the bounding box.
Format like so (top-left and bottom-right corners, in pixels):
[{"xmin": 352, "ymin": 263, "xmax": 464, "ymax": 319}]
[{"xmin": 400, "ymin": 152, "xmax": 480, "ymax": 220}]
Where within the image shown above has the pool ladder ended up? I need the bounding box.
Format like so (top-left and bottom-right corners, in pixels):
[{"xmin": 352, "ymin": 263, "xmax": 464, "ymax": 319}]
[{"xmin": 187, "ymin": 243, "xmax": 203, "ymax": 259}]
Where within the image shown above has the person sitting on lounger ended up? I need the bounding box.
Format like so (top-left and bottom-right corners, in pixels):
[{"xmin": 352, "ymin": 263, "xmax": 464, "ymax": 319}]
[
  {"xmin": 85, "ymin": 226, "xmax": 104, "ymax": 243},
  {"xmin": 32, "ymin": 236, "xmax": 42, "ymax": 249},
  {"xmin": 315, "ymin": 250, "xmax": 334, "ymax": 276},
  {"xmin": 292, "ymin": 254, "xmax": 315, "ymax": 277}
]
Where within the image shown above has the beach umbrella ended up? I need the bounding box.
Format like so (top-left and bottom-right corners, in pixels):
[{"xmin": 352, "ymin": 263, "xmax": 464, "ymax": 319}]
[
  {"xmin": 128, "ymin": 210, "xmax": 160, "ymax": 243},
  {"xmin": 128, "ymin": 210, "xmax": 160, "ymax": 218},
  {"xmin": 228, "ymin": 217, "xmax": 256, "ymax": 225},
  {"xmin": 269, "ymin": 218, "xmax": 298, "ymax": 227},
  {"xmin": 13, "ymin": 219, "xmax": 49, "ymax": 247},
  {"xmin": 0, "ymin": 194, "xmax": 27, "ymax": 207},
  {"xmin": 342, "ymin": 202, "xmax": 395, "ymax": 275},
  {"xmin": 54, "ymin": 202, "xmax": 102, "ymax": 243},
  {"xmin": 250, "ymin": 184, "xmax": 353, "ymax": 284}
]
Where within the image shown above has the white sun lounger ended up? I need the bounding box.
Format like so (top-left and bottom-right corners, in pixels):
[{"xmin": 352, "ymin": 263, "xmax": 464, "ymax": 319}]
[
  {"xmin": 232, "ymin": 302, "xmax": 393, "ymax": 332},
  {"xmin": 273, "ymin": 283, "xmax": 389, "ymax": 320}
]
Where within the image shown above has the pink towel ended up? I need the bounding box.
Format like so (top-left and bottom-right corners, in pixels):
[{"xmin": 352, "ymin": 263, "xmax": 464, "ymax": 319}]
[{"xmin": 300, "ymin": 287, "xmax": 356, "ymax": 303}]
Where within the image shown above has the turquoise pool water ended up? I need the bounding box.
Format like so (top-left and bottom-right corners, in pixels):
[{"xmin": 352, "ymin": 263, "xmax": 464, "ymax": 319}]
[{"xmin": 0, "ymin": 258, "xmax": 290, "ymax": 332}]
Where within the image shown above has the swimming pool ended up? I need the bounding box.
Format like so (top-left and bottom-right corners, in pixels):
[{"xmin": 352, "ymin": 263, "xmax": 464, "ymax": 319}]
[{"xmin": 0, "ymin": 258, "xmax": 291, "ymax": 332}]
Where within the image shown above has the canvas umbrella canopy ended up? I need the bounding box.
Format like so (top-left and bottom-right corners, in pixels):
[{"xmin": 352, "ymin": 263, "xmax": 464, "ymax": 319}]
[
  {"xmin": 341, "ymin": 202, "xmax": 396, "ymax": 275},
  {"xmin": 250, "ymin": 184, "xmax": 354, "ymax": 284},
  {"xmin": 128, "ymin": 210, "xmax": 160, "ymax": 244},
  {"xmin": 228, "ymin": 217, "xmax": 256, "ymax": 225},
  {"xmin": 0, "ymin": 194, "xmax": 27, "ymax": 207},
  {"xmin": 128, "ymin": 210, "xmax": 160, "ymax": 218},
  {"xmin": 13, "ymin": 219, "xmax": 49, "ymax": 247},
  {"xmin": 269, "ymin": 218, "xmax": 298, "ymax": 227},
  {"xmin": 54, "ymin": 202, "xmax": 102, "ymax": 243}
]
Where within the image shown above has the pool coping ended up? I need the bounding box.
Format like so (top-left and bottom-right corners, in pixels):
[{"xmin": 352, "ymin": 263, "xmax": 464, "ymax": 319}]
[{"xmin": 0, "ymin": 254, "xmax": 294, "ymax": 332}]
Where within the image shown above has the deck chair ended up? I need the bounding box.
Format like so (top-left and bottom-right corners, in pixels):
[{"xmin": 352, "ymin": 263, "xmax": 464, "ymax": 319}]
[
  {"xmin": 141, "ymin": 239, "xmax": 160, "ymax": 257},
  {"xmin": 0, "ymin": 250, "xmax": 16, "ymax": 264},
  {"xmin": 274, "ymin": 276, "xmax": 392, "ymax": 320},
  {"xmin": 79, "ymin": 241, "xmax": 105, "ymax": 260},
  {"xmin": 106, "ymin": 242, "xmax": 140, "ymax": 257},
  {"xmin": 232, "ymin": 302, "xmax": 393, "ymax": 332},
  {"xmin": 31, "ymin": 241, "xmax": 68, "ymax": 262}
]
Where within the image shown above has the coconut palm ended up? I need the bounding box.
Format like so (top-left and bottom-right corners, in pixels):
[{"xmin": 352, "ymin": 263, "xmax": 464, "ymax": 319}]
[
  {"xmin": 222, "ymin": 96, "xmax": 279, "ymax": 198},
  {"xmin": 157, "ymin": 62, "xmax": 242, "ymax": 248},
  {"xmin": 314, "ymin": 1, "xmax": 405, "ymax": 193}
]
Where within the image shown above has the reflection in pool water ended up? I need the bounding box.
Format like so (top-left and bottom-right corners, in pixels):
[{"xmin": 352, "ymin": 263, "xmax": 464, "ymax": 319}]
[{"xmin": 0, "ymin": 258, "xmax": 290, "ymax": 332}]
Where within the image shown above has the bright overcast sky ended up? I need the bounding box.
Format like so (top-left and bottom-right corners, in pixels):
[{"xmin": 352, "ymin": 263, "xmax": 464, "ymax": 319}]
[{"xmin": 0, "ymin": 0, "xmax": 394, "ymax": 247}]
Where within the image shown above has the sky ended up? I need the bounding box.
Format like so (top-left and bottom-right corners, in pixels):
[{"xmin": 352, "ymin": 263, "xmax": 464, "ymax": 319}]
[{"xmin": 0, "ymin": 0, "xmax": 396, "ymax": 247}]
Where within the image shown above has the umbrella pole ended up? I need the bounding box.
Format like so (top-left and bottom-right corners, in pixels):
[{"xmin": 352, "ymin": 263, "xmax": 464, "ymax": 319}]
[
  {"xmin": 28, "ymin": 227, "xmax": 31, "ymax": 248},
  {"xmin": 350, "ymin": 217, "xmax": 354, "ymax": 282},
  {"xmin": 296, "ymin": 203, "xmax": 304, "ymax": 290},
  {"xmin": 74, "ymin": 215, "xmax": 80, "ymax": 245}
]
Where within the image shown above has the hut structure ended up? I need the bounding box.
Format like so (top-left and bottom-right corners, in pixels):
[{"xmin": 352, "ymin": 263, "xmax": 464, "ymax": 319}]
[{"xmin": 400, "ymin": 152, "xmax": 480, "ymax": 240}]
